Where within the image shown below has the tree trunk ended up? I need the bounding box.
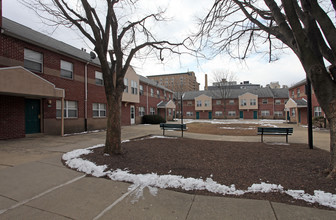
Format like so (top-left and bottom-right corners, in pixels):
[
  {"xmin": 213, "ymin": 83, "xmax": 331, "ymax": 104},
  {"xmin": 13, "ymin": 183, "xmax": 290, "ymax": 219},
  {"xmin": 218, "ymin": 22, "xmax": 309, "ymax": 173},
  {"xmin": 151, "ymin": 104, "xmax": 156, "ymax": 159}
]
[
  {"xmin": 104, "ymin": 91, "xmax": 123, "ymax": 155},
  {"xmin": 328, "ymin": 117, "xmax": 336, "ymax": 178}
]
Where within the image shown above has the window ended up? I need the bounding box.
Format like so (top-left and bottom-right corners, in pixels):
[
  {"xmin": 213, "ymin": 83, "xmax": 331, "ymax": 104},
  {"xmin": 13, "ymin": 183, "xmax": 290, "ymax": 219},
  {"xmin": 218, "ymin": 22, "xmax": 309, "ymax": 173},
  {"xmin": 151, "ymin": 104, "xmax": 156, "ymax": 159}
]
[
  {"xmin": 262, "ymin": 99, "xmax": 268, "ymax": 104},
  {"xmin": 60, "ymin": 60, "xmax": 73, "ymax": 79},
  {"xmin": 150, "ymin": 107, "xmax": 155, "ymax": 115},
  {"xmin": 297, "ymin": 88, "xmax": 301, "ymax": 97},
  {"xmin": 131, "ymin": 80, "xmax": 137, "ymax": 94},
  {"xmin": 215, "ymin": 111, "xmax": 223, "ymax": 116},
  {"xmin": 196, "ymin": 100, "xmax": 202, "ymax": 107},
  {"xmin": 56, "ymin": 100, "xmax": 78, "ymax": 118},
  {"xmin": 139, "ymin": 85, "xmax": 144, "ymax": 95},
  {"xmin": 228, "ymin": 111, "xmax": 236, "ymax": 116},
  {"xmin": 314, "ymin": 107, "xmax": 322, "ymax": 117},
  {"xmin": 274, "ymin": 111, "xmax": 283, "ymax": 117},
  {"xmin": 24, "ymin": 48, "xmax": 43, "ymax": 72},
  {"xmin": 291, "ymin": 108, "xmax": 296, "ymax": 116},
  {"xmin": 241, "ymin": 99, "xmax": 246, "ymax": 106},
  {"xmin": 93, "ymin": 103, "xmax": 106, "ymax": 117},
  {"xmin": 261, "ymin": 110, "xmax": 270, "ymax": 116},
  {"xmin": 187, "ymin": 101, "xmax": 192, "ymax": 106},
  {"xmin": 168, "ymin": 109, "xmax": 172, "ymax": 116},
  {"xmin": 95, "ymin": 71, "xmax": 103, "ymax": 85},
  {"xmin": 250, "ymin": 99, "xmax": 256, "ymax": 106},
  {"xmin": 275, "ymin": 99, "xmax": 281, "ymax": 105},
  {"xmin": 157, "ymin": 90, "xmax": 160, "ymax": 98},
  {"xmin": 216, "ymin": 100, "xmax": 221, "ymax": 105},
  {"xmin": 150, "ymin": 88, "xmax": 154, "ymax": 97},
  {"xmin": 204, "ymin": 100, "xmax": 210, "ymax": 107},
  {"xmin": 186, "ymin": 111, "xmax": 193, "ymax": 116},
  {"xmin": 164, "ymin": 91, "xmax": 167, "ymax": 100},
  {"xmin": 291, "ymin": 90, "xmax": 295, "ymax": 98},
  {"xmin": 139, "ymin": 107, "xmax": 145, "ymax": 116},
  {"xmin": 229, "ymin": 100, "xmax": 235, "ymax": 105},
  {"xmin": 124, "ymin": 78, "xmax": 128, "ymax": 93}
]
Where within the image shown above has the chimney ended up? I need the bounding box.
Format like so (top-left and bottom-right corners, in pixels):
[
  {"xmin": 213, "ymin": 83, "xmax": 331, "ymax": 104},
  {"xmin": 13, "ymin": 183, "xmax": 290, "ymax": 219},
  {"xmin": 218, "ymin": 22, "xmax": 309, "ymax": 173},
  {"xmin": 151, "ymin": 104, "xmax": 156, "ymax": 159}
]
[{"xmin": 204, "ymin": 74, "xmax": 208, "ymax": 90}]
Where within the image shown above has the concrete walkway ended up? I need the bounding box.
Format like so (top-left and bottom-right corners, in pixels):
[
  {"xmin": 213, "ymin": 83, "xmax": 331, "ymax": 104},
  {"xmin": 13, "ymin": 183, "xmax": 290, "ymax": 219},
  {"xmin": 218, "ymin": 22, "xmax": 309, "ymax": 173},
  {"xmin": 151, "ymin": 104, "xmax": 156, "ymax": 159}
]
[{"xmin": 0, "ymin": 122, "xmax": 335, "ymax": 219}]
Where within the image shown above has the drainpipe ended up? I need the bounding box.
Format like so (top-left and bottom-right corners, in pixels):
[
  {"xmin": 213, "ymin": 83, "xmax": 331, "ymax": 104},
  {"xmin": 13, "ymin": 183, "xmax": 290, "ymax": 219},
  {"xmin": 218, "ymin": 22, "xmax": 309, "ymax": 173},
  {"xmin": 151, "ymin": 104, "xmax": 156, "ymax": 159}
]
[
  {"xmin": 146, "ymin": 83, "xmax": 149, "ymax": 114},
  {"xmin": 84, "ymin": 61, "xmax": 89, "ymax": 131}
]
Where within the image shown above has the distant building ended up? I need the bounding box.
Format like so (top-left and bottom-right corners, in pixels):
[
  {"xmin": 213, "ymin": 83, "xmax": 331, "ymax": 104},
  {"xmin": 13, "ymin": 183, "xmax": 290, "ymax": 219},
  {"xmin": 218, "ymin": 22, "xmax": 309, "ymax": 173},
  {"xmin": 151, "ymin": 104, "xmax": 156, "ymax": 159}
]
[
  {"xmin": 267, "ymin": 81, "xmax": 281, "ymax": 89},
  {"xmin": 208, "ymin": 80, "xmax": 261, "ymax": 90},
  {"xmin": 147, "ymin": 71, "xmax": 200, "ymax": 93}
]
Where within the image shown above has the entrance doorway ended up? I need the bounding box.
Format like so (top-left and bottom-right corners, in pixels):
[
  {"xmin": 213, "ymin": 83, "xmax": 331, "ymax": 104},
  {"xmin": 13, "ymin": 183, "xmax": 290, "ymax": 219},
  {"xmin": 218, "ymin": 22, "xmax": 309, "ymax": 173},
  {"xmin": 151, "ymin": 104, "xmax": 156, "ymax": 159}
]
[
  {"xmin": 196, "ymin": 112, "xmax": 200, "ymax": 119},
  {"xmin": 130, "ymin": 105, "xmax": 135, "ymax": 125},
  {"xmin": 208, "ymin": 111, "xmax": 212, "ymax": 119},
  {"xmin": 253, "ymin": 111, "xmax": 258, "ymax": 119},
  {"xmin": 25, "ymin": 99, "xmax": 40, "ymax": 134},
  {"xmin": 239, "ymin": 111, "xmax": 244, "ymax": 119}
]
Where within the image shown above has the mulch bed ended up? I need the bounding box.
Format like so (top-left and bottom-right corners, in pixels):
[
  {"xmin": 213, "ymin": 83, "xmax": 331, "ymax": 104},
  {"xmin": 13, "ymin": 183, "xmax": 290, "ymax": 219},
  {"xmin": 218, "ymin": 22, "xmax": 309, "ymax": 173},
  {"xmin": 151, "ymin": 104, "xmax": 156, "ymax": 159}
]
[{"xmin": 80, "ymin": 137, "xmax": 336, "ymax": 210}]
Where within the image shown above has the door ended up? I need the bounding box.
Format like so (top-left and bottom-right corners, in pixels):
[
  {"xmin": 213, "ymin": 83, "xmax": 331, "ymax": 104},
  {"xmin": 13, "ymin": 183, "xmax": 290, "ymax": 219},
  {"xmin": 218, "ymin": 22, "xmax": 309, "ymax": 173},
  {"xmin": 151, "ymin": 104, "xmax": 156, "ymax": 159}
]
[
  {"xmin": 239, "ymin": 111, "xmax": 244, "ymax": 119},
  {"xmin": 253, "ymin": 111, "xmax": 258, "ymax": 119},
  {"xmin": 298, "ymin": 109, "xmax": 301, "ymax": 123},
  {"xmin": 208, "ymin": 111, "xmax": 212, "ymax": 119},
  {"xmin": 130, "ymin": 105, "xmax": 135, "ymax": 125},
  {"xmin": 196, "ymin": 112, "xmax": 200, "ymax": 119},
  {"xmin": 25, "ymin": 99, "xmax": 40, "ymax": 134}
]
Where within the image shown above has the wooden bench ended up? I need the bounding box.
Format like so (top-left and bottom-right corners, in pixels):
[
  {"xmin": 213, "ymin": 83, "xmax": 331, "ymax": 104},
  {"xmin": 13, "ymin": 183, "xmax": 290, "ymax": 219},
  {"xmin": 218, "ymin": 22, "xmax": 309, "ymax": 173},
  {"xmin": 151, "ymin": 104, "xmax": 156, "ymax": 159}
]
[
  {"xmin": 257, "ymin": 127, "xmax": 293, "ymax": 143},
  {"xmin": 160, "ymin": 123, "xmax": 187, "ymax": 137}
]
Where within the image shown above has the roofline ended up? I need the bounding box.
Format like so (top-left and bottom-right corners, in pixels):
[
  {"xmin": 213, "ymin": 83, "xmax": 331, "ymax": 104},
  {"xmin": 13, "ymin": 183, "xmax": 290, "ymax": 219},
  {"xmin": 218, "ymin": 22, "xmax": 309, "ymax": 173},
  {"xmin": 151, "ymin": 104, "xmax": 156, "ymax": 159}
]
[{"xmin": 147, "ymin": 71, "xmax": 195, "ymax": 77}]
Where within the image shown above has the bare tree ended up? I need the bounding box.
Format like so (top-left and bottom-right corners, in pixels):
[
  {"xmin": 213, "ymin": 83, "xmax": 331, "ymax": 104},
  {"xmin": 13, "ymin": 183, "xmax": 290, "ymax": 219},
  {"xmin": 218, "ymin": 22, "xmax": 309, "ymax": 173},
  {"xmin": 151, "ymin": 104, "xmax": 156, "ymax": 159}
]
[
  {"xmin": 22, "ymin": 0, "xmax": 189, "ymax": 155},
  {"xmin": 211, "ymin": 70, "xmax": 236, "ymax": 118},
  {"xmin": 196, "ymin": 0, "xmax": 336, "ymax": 177}
]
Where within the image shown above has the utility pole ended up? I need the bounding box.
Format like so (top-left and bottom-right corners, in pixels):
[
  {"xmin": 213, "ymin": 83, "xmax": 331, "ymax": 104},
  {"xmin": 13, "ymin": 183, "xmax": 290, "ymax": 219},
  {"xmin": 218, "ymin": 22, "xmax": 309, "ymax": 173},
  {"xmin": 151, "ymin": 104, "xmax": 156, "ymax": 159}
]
[{"xmin": 306, "ymin": 78, "xmax": 313, "ymax": 149}]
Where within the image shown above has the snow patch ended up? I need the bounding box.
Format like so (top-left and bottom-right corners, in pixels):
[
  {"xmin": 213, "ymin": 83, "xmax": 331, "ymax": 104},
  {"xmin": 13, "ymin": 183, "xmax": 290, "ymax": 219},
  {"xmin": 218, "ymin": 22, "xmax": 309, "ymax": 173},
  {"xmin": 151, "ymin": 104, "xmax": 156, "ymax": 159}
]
[{"xmin": 62, "ymin": 138, "xmax": 336, "ymax": 209}]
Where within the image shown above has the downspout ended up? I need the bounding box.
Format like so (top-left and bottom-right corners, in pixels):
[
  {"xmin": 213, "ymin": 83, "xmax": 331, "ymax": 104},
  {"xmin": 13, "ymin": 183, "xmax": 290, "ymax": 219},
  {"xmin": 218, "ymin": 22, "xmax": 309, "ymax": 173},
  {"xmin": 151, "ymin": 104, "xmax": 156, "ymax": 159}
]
[
  {"xmin": 146, "ymin": 83, "xmax": 149, "ymax": 114},
  {"xmin": 84, "ymin": 61, "xmax": 89, "ymax": 131}
]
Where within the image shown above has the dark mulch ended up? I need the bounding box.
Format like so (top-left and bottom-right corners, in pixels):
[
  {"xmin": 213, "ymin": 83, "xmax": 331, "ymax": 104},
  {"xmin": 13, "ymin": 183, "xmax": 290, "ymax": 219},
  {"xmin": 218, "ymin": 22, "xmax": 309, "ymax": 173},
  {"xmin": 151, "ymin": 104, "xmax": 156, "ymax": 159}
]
[{"xmin": 80, "ymin": 137, "xmax": 336, "ymax": 210}]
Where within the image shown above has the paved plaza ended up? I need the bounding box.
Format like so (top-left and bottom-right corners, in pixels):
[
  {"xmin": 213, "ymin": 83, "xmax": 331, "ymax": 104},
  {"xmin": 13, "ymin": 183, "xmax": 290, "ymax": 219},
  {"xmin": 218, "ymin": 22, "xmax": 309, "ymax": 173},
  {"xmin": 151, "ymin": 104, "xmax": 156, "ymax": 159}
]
[{"xmin": 0, "ymin": 121, "xmax": 335, "ymax": 219}]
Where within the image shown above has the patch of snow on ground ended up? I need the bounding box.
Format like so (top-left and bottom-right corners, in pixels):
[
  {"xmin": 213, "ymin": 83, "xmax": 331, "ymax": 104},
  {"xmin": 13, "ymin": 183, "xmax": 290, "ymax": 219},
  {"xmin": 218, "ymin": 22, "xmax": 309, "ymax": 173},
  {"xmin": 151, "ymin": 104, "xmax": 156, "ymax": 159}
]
[
  {"xmin": 219, "ymin": 127, "xmax": 255, "ymax": 130},
  {"xmin": 63, "ymin": 129, "xmax": 105, "ymax": 136},
  {"xmin": 62, "ymin": 138, "xmax": 336, "ymax": 209},
  {"xmin": 183, "ymin": 119, "xmax": 283, "ymax": 127}
]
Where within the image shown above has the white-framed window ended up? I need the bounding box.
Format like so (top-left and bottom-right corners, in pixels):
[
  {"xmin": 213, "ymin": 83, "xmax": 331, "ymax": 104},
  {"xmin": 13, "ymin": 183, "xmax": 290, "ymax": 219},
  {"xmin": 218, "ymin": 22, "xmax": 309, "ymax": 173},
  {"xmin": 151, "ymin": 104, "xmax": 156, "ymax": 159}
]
[
  {"xmin": 291, "ymin": 108, "xmax": 296, "ymax": 116},
  {"xmin": 157, "ymin": 90, "xmax": 160, "ymax": 98},
  {"xmin": 274, "ymin": 111, "xmax": 283, "ymax": 117},
  {"xmin": 150, "ymin": 107, "xmax": 155, "ymax": 115},
  {"xmin": 215, "ymin": 111, "xmax": 223, "ymax": 116},
  {"xmin": 168, "ymin": 109, "xmax": 172, "ymax": 116},
  {"xmin": 150, "ymin": 88, "xmax": 154, "ymax": 97},
  {"xmin": 186, "ymin": 111, "xmax": 193, "ymax": 116},
  {"xmin": 196, "ymin": 100, "xmax": 202, "ymax": 107},
  {"xmin": 262, "ymin": 99, "xmax": 268, "ymax": 104},
  {"xmin": 187, "ymin": 101, "xmax": 192, "ymax": 106},
  {"xmin": 60, "ymin": 60, "xmax": 73, "ymax": 79},
  {"xmin": 93, "ymin": 103, "xmax": 106, "ymax": 118},
  {"xmin": 95, "ymin": 71, "xmax": 103, "ymax": 85},
  {"xmin": 241, "ymin": 99, "xmax": 246, "ymax": 106},
  {"xmin": 314, "ymin": 106, "xmax": 322, "ymax": 117},
  {"xmin": 228, "ymin": 111, "xmax": 236, "ymax": 116},
  {"xmin": 24, "ymin": 48, "xmax": 43, "ymax": 72},
  {"xmin": 275, "ymin": 99, "xmax": 281, "ymax": 105},
  {"xmin": 250, "ymin": 99, "xmax": 256, "ymax": 106},
  {"xmin": 204, "ymin": 100, "xmax": 210, "ymax": 107},
  {"xmin": 164, "ymin": 91, "xmax": 167, "ymax": 100},
  {"xmin": 139, "ymin": 107, "xmax": 145, "ymax": 116},
  {"xmin": 297, "ymin": 88, "xmax": 301, "ymax": 97},
  {"xmin": 291, "ymin": 90, "xmax": 295, "ymax": 98},
  {"xmin": 229, "ymin": 100, "xmax": 235, "ymax": 105},
  {"xmin": 168, "ymin": 94, "xmax": 171, "ymax": 100},
  {"xmin": 131, "ymin": 80, "xmax": 137, "ymax": 94},
  {"xmin": 139, "ymin": 85, "xmax": 144, "ymax": 95},
  {"xmin": 124, "ymin": 78, "xmax": 128, "ymax": 93},
  {"xmin": 261, "ymin": 110, "xmax": 270, "ymax": 116},
  {"xmin": 56, "ymin": 100, "xmax": 78, "ymax": 118},
  {"xmin": 216, "ymin": 100, "xmax": 221, "ymax": 105}
]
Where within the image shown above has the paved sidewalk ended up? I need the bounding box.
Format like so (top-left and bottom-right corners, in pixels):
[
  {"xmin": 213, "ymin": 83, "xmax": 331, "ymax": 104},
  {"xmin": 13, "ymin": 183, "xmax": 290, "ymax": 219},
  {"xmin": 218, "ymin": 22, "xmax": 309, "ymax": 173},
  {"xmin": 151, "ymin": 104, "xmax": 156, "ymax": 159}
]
[{"xmin": 0, "ymin": 123, "xmax": 335, "ymax": 219}]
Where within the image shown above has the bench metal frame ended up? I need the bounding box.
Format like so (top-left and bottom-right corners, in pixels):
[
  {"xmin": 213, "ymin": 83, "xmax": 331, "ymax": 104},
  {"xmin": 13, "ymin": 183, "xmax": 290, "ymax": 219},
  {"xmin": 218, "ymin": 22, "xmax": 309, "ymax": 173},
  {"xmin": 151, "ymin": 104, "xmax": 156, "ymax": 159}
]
[
  {"xmin": 160, "ymin": 123, "xmax": 186, "ymax": 137},
  {"xmin": 257, "ymin": 127, "xmax": 293, "ymax": 143}
]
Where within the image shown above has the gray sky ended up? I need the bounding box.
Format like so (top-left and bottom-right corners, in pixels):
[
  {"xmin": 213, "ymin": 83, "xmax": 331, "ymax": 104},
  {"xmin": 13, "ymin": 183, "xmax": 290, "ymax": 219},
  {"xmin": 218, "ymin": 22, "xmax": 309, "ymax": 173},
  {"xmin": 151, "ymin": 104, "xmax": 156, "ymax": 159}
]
[{"xmin": 3, "ymin": 0, "xmax": 306, "ymax": 89}]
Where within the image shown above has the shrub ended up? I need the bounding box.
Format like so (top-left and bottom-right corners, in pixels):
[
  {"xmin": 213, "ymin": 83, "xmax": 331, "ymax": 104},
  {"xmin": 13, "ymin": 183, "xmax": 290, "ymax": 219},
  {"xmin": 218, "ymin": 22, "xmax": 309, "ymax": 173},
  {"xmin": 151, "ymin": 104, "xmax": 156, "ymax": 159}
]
[{"xmin": 142, "ymin": 115, "xmax": 166, "ymax": 124}]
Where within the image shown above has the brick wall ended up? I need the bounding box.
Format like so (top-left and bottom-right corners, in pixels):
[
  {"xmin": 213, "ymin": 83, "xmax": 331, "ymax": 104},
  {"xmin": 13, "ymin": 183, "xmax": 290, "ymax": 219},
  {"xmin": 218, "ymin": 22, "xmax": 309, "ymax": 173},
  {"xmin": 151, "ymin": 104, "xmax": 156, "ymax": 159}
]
[{"xmin": 0, "ymin": 95, "xmax": 25, "ymax": 139}]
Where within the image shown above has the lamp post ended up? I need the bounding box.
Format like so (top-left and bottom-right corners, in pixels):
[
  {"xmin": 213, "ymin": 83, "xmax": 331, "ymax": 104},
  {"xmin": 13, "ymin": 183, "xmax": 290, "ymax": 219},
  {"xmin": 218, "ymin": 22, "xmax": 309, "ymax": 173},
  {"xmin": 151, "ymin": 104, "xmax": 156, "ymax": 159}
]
[{"xmin": 181, "ymin": 93, "xmax": 185, "ymax": 137}]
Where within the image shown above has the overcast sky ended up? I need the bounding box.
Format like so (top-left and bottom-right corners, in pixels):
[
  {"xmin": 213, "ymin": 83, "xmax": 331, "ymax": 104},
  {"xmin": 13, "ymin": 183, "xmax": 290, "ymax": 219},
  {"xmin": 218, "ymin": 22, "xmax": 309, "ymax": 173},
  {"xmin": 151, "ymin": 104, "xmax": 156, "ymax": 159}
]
[{"xmin": 3, "ymin": 0, "xmax": 306, "ymax": 89}]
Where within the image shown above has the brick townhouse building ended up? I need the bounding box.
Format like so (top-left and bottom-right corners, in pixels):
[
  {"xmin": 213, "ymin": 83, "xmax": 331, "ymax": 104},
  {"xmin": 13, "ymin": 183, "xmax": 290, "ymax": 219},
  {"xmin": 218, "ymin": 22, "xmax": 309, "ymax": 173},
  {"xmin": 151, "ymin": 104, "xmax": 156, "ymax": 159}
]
[
  {"xmin": 285, "ymin": 79, "xmax": 324, "ymax": 125},
  {"xmin": 179, "ymin": 87, "xmax": 289, "ymax": 120},
  {"xmin": 0, "ymin": 11, "xmax": 174, "ymax": 139}
]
